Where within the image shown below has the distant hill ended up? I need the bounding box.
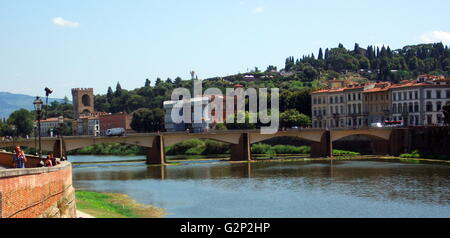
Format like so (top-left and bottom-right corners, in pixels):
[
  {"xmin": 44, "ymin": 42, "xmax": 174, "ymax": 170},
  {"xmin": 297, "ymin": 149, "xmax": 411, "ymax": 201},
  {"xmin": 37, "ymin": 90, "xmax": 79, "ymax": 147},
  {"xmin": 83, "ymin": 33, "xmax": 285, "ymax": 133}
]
[{"xmin": 0, "ymin": 91, "xmax": 67, "ymax": 119}]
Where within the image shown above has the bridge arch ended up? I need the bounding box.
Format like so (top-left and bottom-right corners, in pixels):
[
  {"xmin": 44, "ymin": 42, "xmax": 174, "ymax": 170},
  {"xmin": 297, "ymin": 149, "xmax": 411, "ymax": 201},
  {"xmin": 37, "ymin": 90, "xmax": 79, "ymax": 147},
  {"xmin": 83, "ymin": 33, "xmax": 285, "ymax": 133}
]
[
  {"xmin": 163, "ymin": 133, "xmax": 242, "ymax": 147},
  {"xmin": 249, "ymin": 130, "xmax": 325, "ymax": 145},
  {"xmin": 331, "ymin": 129, "xmax": 392, "ymax": 142}
]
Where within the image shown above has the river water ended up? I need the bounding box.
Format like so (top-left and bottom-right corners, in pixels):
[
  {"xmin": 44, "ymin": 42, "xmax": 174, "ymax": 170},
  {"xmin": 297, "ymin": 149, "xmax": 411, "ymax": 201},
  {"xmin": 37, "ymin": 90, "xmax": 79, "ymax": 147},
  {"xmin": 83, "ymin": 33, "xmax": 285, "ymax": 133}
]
[{"xmin": 71, "ymin": 155, "xmax": 450, "ymax": 218}]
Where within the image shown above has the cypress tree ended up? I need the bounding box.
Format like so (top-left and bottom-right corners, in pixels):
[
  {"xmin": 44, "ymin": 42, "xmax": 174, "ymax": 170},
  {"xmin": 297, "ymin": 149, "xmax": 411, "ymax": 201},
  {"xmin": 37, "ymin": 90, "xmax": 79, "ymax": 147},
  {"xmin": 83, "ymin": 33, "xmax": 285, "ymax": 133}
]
[
  {"xmin": 115, "ymin": 83, "xmax": 122, "ymax": 97},
  {"xmin": 107, "ymin": 86, "xmax": 114, "ymax": 103},
  {"xmin": 318, "ymin": 48, "xmax": 324, "ymax": 60}
]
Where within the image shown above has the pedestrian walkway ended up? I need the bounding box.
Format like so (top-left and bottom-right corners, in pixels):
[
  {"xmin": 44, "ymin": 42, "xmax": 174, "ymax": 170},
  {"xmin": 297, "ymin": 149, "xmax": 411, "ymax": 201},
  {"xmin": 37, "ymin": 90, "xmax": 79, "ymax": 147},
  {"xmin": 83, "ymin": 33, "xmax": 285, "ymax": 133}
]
[{"xmin": 77, "ymin": 210, "xmax": 95, "ymax": 218}]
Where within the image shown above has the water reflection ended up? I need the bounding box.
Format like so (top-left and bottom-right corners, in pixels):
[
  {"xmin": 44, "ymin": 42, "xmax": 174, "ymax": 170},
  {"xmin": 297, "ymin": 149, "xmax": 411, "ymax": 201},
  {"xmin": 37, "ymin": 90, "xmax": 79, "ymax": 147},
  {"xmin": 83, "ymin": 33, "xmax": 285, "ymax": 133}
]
[{"xmin": 72, "ymin": 156, "xmax": 450, "ymax": 217}]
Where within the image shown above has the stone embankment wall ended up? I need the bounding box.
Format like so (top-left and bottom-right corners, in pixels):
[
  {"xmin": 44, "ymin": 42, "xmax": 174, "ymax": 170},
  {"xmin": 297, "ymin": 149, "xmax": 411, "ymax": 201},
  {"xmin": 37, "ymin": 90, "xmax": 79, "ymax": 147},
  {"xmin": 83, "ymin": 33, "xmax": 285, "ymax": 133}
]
[
  {"xmin": 408, "ymin": 127, "xmax": 450, "ymax": 157},
  {"xmin": 0, "ymin": 152, "xmax": 76, "ymax": 218}
]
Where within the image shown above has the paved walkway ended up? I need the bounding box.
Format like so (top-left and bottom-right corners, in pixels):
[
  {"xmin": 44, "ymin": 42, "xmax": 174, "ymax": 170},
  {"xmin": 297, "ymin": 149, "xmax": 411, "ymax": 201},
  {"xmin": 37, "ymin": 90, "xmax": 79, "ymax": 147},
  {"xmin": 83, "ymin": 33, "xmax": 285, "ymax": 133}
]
[{"xmin": 76, "ymin": 210, "xmax": 95, "ymax": 218}]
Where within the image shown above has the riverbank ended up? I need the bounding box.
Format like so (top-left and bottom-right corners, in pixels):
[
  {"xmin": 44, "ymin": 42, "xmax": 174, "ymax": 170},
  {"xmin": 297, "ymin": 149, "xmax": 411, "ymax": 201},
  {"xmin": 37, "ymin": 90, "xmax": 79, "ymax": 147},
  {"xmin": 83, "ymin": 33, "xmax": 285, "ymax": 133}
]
[{"xmin": 75, "ymin": 190, "xmax": 165, "ymax": 218}]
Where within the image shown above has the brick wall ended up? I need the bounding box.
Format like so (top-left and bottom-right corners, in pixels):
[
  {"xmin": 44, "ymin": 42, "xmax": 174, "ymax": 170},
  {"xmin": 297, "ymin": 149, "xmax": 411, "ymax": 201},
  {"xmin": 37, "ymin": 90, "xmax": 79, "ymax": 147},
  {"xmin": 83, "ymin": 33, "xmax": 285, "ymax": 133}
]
[
  {"xmin": 99, "ymin": 113, "xmax": 131, "ymax": 134},
  {"xmin": 0, "ymin": 156, "xmax": 76, "ymax": 218},
  {"xmin": 0, "ymin": 152, "xmax": 43, "ymax": 168}
]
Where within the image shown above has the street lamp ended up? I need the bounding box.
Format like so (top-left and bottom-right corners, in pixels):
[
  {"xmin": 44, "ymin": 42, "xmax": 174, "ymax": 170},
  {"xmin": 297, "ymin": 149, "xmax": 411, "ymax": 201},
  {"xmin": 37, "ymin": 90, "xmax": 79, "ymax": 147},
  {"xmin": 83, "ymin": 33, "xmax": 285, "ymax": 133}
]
[
  {"xmin": 58, "ymin": 116, "xmax": 65, "ymax": 160},
  {"xmin": 33, "ymin": 121, "xmax": 37, "ymax": 155},
  {"xmin": 11, "ymin": 125, "xmax": 16, "ymax": 144},
  {"xmin": 33, "ymin": 96, "xmax": 43, "ymax": 158}
]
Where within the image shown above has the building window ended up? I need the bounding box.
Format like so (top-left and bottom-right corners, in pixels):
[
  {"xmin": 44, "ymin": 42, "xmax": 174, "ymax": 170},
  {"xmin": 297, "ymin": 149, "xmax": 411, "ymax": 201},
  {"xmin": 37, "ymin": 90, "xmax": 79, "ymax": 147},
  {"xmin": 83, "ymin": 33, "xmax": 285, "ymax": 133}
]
[
  {"xmin": 447, "ymin": 90, "xmax": 450, "ymax": 99},
  {"xmin": 414, "ymin": 102, "xmax": 419, "ymax": 113},
  {"xmin": 409, "ymin": 103, "xmax": 414, "ymax": 113},
  {"xmin": 426, "ymin": 102, "xmax": 433, "ymax": 112},
  {"xmin": 437, "ymin": 90, "xmax": 442, "ymax": 99},
  {"xmin": 393, "ymin": 93, "xmax": 397, "ymax": 101},
  {"xmin": 415, "ymin": 91, "xmax": 418, "ymax": 100},
  {"xmin": 427, "ymin": 115, "xmax": 433, "ymax": 125},
  {"xmin": 393, "ymin": 104, "xmax": 397, "ymax": 113},
  {"xmin": 427, "ymin": 91, "xmax": 432, "ymax": 99},
  {"xmin": 437, "ymin": 102, "xmax": 442, "ymax": 112}
]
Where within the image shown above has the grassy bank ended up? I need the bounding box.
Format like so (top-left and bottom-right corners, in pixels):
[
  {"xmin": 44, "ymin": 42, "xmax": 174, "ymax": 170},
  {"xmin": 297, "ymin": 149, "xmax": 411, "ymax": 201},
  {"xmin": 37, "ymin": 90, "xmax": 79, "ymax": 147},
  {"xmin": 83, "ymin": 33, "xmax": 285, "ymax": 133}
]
[
  {"xmin": 400, "ymin": 150, "xmax": 450, "ymax": 161},
  {"xmin": 75, "ymin": 190, "xmax": 165, "ymax": 218}
]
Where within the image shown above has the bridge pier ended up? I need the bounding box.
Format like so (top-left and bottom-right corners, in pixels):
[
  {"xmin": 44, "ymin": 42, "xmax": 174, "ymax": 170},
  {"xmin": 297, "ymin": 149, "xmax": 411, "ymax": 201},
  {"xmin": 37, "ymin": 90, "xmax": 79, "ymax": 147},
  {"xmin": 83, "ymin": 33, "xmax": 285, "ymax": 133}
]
[
  {"xmin": 310, "ymin": 131, "xmax": 332, "ymax": 158},
  {"xmin": 389, "ymin": 129, "xmax": 411, "ymax": 156},
  {"xmin": 146, "ymin": 135, "xmax": 166, "ymax": 165},
  {"xmin": 230, "ymin": 133, "xmax": 251, "ymax": 161}
]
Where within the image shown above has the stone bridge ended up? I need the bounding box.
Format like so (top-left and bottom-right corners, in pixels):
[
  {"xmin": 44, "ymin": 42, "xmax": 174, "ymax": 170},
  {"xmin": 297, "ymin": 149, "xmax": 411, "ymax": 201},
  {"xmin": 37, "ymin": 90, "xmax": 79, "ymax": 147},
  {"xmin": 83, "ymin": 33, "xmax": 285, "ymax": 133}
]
[{"xmin": 0, "ymin": 128, "xmax": 404, "ymax": 164}]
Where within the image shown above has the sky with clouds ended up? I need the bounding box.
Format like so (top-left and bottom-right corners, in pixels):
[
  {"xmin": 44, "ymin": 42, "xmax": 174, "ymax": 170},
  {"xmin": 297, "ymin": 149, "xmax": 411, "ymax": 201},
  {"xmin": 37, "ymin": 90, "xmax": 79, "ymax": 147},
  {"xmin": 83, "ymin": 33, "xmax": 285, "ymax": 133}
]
[{"xmin": 1, "ymin": 0, "xmax": 450, "ymax": 98}]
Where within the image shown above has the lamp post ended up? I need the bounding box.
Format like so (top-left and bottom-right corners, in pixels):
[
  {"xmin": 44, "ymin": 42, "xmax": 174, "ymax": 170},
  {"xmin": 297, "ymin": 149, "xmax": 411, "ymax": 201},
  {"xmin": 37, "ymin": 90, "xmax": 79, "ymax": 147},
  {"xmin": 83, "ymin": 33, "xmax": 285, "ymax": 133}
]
[
  {"xmin": 33, "ymin": 96, "xmax": 43, "ymax": 158},
  {"xmin": 58, "ymin": 116, "xmax": 65, "ymax": 159},
  {"xmin": 33, "ymin": 121, "xmax": 37, "ymax": 155},
  {"xmin": 11, "ymin": 125, "xmax": 16, "ymax": 145}
]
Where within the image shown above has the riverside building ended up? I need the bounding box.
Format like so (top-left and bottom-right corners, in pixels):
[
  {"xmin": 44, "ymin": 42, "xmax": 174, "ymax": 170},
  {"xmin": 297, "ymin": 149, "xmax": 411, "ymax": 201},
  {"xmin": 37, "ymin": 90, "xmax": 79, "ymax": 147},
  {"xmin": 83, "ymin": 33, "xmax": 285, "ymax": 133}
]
[{"xmin": 311, "ymin": 75, "xmax": 450, "ymax": 128}]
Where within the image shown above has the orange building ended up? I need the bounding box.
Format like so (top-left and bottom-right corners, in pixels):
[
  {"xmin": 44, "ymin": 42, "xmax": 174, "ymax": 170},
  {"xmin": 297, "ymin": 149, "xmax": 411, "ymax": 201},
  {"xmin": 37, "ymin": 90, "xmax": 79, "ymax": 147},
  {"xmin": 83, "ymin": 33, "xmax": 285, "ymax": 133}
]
[{"xmin": 363, "ymin": 83, "xmax": 391, "ymax": 124}]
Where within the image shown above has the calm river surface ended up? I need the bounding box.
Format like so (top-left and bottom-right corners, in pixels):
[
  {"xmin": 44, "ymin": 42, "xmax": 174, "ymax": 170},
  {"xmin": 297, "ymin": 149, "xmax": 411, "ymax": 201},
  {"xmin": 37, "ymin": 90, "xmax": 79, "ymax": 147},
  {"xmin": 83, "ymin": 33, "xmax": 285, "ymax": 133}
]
[{"xmin": 71, "ymin": 155, "xmax": 450, "ymax": 218}]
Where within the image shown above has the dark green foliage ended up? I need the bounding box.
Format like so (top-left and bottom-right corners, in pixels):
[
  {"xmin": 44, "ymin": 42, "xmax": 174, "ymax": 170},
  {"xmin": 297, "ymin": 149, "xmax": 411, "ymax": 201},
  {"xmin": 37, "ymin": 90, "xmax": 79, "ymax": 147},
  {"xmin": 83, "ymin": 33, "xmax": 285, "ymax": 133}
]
[
  {"xmin": 130, "ymin": 108, "xmax": 164, "ymax": 133},
  {"xmin": 6, "ymin": 109, "xmax": 34, "ymax": 137},
  {"xmin": 69, "ymin": 143, "xmax": 145, "ymax": 156},
  {"xmin": 251, "ymin": 143, "xmax": 311, "ymax": 155}
]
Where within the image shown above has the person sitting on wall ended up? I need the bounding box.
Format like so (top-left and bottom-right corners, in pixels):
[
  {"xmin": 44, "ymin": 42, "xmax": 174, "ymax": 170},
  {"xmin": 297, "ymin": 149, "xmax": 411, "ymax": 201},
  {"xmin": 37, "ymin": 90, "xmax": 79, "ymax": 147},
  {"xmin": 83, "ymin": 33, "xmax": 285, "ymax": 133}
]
[
  {"xmin": 49, "ymin": 152, "xmax": 60, "ymax": 166},
  {"xmin": 12, "ymin": 146, "xmax": 27, "ymax": 169},
  {"xmin": 44, "ymin": 155, "xmax": 53, "ymax": 167}
]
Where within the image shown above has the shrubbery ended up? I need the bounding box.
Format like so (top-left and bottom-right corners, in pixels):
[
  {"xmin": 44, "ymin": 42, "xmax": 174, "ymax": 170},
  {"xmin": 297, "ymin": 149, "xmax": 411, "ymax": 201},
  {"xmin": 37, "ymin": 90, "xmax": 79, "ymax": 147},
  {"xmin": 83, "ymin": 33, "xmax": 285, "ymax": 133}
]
[
  {"xmin": 400, "ymin": 150, "xmax": 450, "ymax": 160},
  {"xmin": 251, "ymin": 143, "xmax": 310, "ymax": 155},
  {"xmin": 165, "ymin": 139, "xmax": 230, "ymax": 156},
  {"xmin": 69, "ymin": 143, "xmax": 145, "ymax": 156},
  {"xmin": 333, "ymin": 150, "xmax": 361, "ymax": 156}
]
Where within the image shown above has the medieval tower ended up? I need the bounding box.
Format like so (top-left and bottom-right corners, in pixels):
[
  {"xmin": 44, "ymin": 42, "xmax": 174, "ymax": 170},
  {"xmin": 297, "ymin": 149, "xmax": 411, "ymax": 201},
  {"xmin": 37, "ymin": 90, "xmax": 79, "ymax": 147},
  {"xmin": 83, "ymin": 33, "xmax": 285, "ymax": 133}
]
[{"xmin": 71, "ymin": 88, "xmax": 94, "ymax": 119}]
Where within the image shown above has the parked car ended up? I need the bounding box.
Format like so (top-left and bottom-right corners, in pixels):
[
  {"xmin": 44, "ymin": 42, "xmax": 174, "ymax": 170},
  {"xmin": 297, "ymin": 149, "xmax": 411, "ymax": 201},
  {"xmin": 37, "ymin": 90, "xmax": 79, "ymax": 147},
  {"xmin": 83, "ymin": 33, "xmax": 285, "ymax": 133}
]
[
  {"xmin": 106, "ymin": 128, "xmax": 126, "ymax": 137},
  {"xmin": 370, "ymin": 122, "xmax": 384, "ymax": 128}
]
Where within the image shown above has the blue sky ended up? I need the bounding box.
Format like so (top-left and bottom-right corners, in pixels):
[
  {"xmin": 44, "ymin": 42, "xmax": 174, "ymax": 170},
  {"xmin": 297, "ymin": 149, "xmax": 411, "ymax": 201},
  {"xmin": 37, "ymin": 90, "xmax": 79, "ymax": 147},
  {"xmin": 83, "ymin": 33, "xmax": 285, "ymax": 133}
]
[{"xmin": 1, "ymin": 0, "xmax": 450, "ymax": 98}]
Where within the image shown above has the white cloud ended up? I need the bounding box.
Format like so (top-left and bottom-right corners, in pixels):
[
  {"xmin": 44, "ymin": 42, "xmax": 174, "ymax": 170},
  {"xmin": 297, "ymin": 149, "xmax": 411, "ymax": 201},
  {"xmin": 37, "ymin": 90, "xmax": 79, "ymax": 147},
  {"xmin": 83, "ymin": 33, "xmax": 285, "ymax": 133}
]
[
  {"xmin": 420, "ymin": 31, "xmax": 450, "ymax": 45},
  {"xmin": 252, "ymin": 6, "xmax": 264, "ymax": 14},
  {"xmin": 52, "ymin": 17, "xmax": 80, "ymax": 28}
]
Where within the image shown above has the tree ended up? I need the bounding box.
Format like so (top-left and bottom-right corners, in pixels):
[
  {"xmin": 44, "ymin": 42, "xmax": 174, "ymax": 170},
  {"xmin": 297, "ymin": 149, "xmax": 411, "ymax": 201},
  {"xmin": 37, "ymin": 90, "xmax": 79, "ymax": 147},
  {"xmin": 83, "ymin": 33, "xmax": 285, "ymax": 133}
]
[
  {"xmin": 115, "ymin": 82, "xmax": 123, "ymax": 97},
  {"xmin": 130, "ymin": 108, "xmax": 165, "ymax": 133},
  {"xmin": 318, "ymin": 48, "xmax": 324, "ymax": 60},
  {"xmin": 174, "ymin": 77, "xmax": 182, "ymax": 87},
  {"xmin": 226, "ymin": 111, "xmax": 257, "ymax": 130},
  {"xmin": 107, "ymin": 86, "xmax": 114, "ymax": 103},
  {"xmin": 155, "ymin": 78, "xmax": 162, "ymax": 86},
  {"xmin": 280, "ymin": 109, "xmax": 311, "ymax": 128},
  {"xmin": 7, "ymin": 109, "xmax": 34, "ymax": 137},
  {"xmin": 145, "ymin": 78, "xmax": 151, "ymax": 87}
]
